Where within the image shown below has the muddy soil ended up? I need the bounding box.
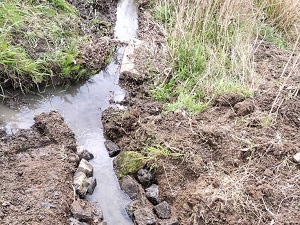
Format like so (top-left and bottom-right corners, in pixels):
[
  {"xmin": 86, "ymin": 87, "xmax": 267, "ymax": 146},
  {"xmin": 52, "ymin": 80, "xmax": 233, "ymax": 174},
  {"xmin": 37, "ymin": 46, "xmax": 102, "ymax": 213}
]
[
  {"xmin": 0, "ymin": 111, "xmax": 79, "ymax": 225},
  {"xmin": 102, "ymin": 7, "xmax": 300, "ymax": 225}
]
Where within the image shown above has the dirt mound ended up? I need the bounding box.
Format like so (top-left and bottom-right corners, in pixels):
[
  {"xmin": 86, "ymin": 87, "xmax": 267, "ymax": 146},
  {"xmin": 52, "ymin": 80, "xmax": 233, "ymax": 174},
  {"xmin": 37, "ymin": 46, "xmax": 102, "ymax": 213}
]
[{"xmin": 0, "ymin": 111, "xmax": 78, "ymax": 225}]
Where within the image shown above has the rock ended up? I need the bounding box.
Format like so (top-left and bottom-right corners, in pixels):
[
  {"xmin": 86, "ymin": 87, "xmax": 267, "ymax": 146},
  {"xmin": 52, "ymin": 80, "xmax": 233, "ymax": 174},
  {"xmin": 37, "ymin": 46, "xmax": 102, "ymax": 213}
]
[
  {"xmin": 0, "ymin": 129, "xmax": 6, "ymax": 138},
  {"xmin": 234, "ymin": 99, "xmax": 255, "ymax": 116},
  {"xmin": 154, "ymin": 201, "xmax": 171, "ymax": 219},
  {"xmin": 69, "ymin": 217, "xmax": 89, "ymax": 225},
  {"xmin": 120, "ymin": 175, "xmax": 141, "ymax": 200},
  {"xmin": 73, "ymin": 171, "xmax": 88, "ymax": 197},
  {"xmin": 125, "ymin": 200, "xmax": 143, "ymax": 218},
  {"xmin": 77, "ymin": 159, "xmax": 93, "ymax": 177},
  {"xmin": 68, "ymin": 153, "xmax": 80, "ymax": 164},
  {"xmin": 70, "ymin": 199, "xmax": 94, "ymax": 222},
  {"xmin": 158, "ymin": 217, "xmax": 179, "ymax": 225},
  {"xmin": 133, "ymin": 208, "xmax": 157, "ymax": 225},
  {"xmin": 293, "ymin": 152, "xmax": 300, "ymax": 163},
  {"xmin": 120, "ymin": 39, "xmax": 144, "ymax": 81},
  {"xmin": 99, "ymin": 222, "xmax": 108, "ymax": 225},
  {"xmin": 137, "ymin": 169, "xmax": 153, "ymax": 187},
  {"xmin": 114, "ymin": 151, "xmax": 145, "ymax": 179},
  {"xmin": 40, "ymin": 202, "xmax": 56, "ymax": 208},
  {"xmin": 86, "ymin": 177, "xmax": 97, "ymax": 194},
  {"xmin": 104, "ymin": 140, "xmax": 120, "ymax": 157},
  {"xmin": 77, "ymin": 147, "xmax": 94, "ymax": 161},
  {"xmin": 2, "ymin": 201, "xmax": 10, "ymax": 207},
  {"xmin": 145, "ymin": 184, "xmax": 161, "ymax": 205}
]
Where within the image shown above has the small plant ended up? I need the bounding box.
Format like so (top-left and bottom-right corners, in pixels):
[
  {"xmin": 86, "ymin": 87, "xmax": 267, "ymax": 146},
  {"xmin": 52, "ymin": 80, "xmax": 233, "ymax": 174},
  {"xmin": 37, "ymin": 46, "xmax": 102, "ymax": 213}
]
[
  {"xmin": 260, "ymin": 24, "xmax": 286, "ymax": 49},
  {"xmin": 143, "ymin": 145, "xmax": 184, "ymax": 170}
]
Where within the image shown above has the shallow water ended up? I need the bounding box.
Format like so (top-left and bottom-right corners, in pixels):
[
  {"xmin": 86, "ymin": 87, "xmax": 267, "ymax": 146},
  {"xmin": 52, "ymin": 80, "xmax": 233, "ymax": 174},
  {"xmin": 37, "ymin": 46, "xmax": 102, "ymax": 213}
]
[{"xmin": 0, "ymin": 0, "xmax": 138, "ymax": 224}]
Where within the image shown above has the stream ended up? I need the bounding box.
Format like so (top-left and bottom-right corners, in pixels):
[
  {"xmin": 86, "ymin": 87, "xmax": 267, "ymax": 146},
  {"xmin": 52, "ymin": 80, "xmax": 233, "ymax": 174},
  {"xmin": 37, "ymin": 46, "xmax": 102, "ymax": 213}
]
[{"xmin": 0, "ymin": 0, "xmax": 138, "ymax": 224}]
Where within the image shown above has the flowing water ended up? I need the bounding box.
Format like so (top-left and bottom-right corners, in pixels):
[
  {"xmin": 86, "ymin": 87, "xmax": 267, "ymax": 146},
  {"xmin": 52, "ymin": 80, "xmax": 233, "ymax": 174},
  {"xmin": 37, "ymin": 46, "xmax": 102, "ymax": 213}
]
[{"xmin": 0, "ymin": 0, "xmax": 138, "ymax": 224}]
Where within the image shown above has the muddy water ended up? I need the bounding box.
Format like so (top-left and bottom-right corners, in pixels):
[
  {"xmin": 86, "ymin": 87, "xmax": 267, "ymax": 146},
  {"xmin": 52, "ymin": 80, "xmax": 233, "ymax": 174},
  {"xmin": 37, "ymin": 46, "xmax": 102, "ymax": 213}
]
[{"xmin": 0, "ymin": 0, "xmax": 138, "ymax": 224}]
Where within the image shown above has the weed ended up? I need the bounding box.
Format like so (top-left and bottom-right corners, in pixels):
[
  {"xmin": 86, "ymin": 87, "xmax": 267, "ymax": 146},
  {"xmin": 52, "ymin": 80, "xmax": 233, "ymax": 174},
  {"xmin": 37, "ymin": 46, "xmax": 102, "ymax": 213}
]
[
  {"xmin": 143, "ymin": 144, "xmax": 184, "ymax": 170},
  {"xmin": 260, "ymin": 24, "xmax": 286, "ymax": 49}
]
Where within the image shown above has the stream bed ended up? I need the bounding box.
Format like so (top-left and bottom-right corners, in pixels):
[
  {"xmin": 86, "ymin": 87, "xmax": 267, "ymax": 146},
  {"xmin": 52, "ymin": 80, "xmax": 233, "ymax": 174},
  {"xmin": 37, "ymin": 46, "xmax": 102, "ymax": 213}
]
[{"xmin": 0, "ymin": 0, "xmax": 138, "ymax": 224}]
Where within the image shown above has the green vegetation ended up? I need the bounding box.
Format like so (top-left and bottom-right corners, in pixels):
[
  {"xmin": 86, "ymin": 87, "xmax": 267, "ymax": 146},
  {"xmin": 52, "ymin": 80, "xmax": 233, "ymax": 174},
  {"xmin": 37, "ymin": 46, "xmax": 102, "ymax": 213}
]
[
  {"xmin": 143, "ymin": 145, "xmax": 184, "ymax": 170},
  {"xmin": 0, "ymin": 0, "xmax": 112, "ymax": 91},
  {"xmin": 151, "ymin": 0, "xmax": 299, "ymax": 113}
]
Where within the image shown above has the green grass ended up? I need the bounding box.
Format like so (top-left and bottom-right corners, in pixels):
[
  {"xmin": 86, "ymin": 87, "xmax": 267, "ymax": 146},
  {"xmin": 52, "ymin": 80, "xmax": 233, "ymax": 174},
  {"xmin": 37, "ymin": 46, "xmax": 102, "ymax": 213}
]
[
  {"xmin": 0, "ymin": 0, "xmax": 110, "ymax": 91},
  {"xmin": 143, "ymin": 145, "xmax": 184, "ymax": 170},
  {"xmin": 150, "ymin": 0, "xmax": 297, "ymax": 113}
]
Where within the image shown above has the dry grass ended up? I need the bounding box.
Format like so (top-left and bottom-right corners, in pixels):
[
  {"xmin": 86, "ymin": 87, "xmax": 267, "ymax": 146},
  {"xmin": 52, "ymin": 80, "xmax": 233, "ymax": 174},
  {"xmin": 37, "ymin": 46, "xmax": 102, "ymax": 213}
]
[
  {"xmin": 151, "ymin": 0, "xmax": 300, "ymax": 113},
  {"xmin": 257, "ymin": 0, "xmax": 300, "ymax": 41}
]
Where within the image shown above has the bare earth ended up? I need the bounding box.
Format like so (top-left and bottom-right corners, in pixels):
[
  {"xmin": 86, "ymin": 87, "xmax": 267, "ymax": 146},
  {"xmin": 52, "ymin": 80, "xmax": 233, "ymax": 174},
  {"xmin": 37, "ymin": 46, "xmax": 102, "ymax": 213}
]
[{"xmin": 0, "ymin": 112, "xmax": 78, "ymax": 225}]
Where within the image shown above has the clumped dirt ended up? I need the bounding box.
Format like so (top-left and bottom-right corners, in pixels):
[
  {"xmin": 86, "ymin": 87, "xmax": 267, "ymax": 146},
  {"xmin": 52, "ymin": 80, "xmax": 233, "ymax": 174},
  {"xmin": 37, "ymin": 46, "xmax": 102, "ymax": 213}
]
[
  {"xmin": 102, "ymin": 7, "xmax": 300, "ymax": 225},
  {"xmin": 0, "ymin": 111, "xmax": 79, "ymax": 225}
]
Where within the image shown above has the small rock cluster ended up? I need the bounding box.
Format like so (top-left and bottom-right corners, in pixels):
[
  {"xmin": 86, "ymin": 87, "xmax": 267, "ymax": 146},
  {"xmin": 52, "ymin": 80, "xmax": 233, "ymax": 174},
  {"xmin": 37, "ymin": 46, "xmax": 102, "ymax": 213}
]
[
  {"xmin": 70, "ymin": 147, "xmax": 103, "ymax": 225},
  {"xmin": 122, "ymin": 169, "xmax": 177, "ymax": 225},
  {"xmin": 105, "ymin": 139, "xmax": 178, "ymax": 224}
]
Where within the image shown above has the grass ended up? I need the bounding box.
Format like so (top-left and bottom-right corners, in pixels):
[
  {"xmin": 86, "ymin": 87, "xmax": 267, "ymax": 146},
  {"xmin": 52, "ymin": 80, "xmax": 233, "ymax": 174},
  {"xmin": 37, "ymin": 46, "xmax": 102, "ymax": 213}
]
[
  {"xmin": 0, "ymin": 0, "xmax": 112, "ymax": 91},
  {"xmin": 143, "ymin": 144, "xmax": 184, "ymax": 170},
  {"xmin": 150, "ymin": 0, "xmax": 299, "ymax": 113}
]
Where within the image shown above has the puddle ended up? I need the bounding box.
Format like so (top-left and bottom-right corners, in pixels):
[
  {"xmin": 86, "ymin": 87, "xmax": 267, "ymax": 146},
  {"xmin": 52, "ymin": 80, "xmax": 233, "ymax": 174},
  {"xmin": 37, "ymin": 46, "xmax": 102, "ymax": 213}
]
[{"xmin": 0, "ymin": 0, "xmax": 138, "ymax": 224}]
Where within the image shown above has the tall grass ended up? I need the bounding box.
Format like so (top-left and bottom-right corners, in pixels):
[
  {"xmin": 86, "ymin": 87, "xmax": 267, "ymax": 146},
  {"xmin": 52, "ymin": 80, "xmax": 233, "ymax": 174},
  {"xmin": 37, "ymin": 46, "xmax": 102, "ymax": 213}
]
[{"xmin": 151, "ymin": 0, "xmax": 299, "ymax": 113}]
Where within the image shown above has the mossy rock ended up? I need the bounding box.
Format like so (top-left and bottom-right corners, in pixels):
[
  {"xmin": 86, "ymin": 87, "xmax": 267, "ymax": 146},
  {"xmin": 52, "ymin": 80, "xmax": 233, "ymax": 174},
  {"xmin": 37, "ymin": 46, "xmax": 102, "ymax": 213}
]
[{"xmin": 114, "ymin": 151, "xmax": 145, "ymax": 179}]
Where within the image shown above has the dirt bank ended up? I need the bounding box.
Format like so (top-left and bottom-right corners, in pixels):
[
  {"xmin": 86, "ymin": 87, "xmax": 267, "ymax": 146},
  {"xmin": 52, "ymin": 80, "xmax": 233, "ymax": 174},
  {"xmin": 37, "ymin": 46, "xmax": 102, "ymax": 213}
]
[
  {"xmin": 102, "ymin": 7, "xmax": 300, "ymax": 225},
  {"xmin": 0, "ymin": 111, "xmax": 79, "ymax": 225}
]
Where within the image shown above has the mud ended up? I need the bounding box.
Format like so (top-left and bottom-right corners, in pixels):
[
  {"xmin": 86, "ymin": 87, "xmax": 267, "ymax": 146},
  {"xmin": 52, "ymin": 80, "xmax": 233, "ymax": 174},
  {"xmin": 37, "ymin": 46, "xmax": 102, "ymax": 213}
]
[
  {"xmin": 102, "ymin": 7, "xmax": 300, "ymax": 225},
  {"xmin": 0, "ymin": 111, "xmax": 78, "ymax": 225}
]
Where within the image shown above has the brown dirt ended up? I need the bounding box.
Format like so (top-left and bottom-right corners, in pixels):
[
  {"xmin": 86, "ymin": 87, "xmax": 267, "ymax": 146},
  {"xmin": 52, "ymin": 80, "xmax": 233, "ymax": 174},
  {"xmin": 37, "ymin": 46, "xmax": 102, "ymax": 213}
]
[
  {"xmin": 102, "ymin": 7, "xmax": 300, "ymax": 225},
  {"xmin": 0, "ymin": 111, "xmax": 79, "ymax": 225}
]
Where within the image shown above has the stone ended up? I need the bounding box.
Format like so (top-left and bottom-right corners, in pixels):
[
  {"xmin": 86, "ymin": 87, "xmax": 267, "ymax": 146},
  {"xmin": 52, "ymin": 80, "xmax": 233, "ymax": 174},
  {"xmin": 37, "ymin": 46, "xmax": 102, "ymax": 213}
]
[
  {"xmin": 104, "ymin": 140, "xmax": 121, "ymax": 157},
  {"xmin": 120, "ymin": 39, "xmax": 144, "ymax": 81},
  {"xmin": 293, "ymin": 152, "xmax": 300, "ymax": 163},
  {"xmin": 73, "ymin": 171, "xmax": 88, "ymax": 197},
  {"xmin": 114, "ymin": 151, "xmax": 145, "ymax": 179},
  {"xmin": 125, "ymin": 200, "xmax": 143, "ymax": 218},
  {"xmin": 77, "ymin": 146, "xmax": 94, "ymax": 161},
  {"xmin": 77, "ymin": 159, "xmax": 93, "ymax": 177},
  {"xmin": 158, "ymin": 217, "xmax": 179, "ymax": 225},
  {"xmin": 99, "ymin": 222, "xmax": 108, "ymax": 225},
  {"xmin": 137, "ymin": 168, "xmax": 153, "ymax": 187},
  {"xmin": 120, "ymin": 175, "xmax": 141, "ymax": 200},
  {"xmin": 133, "ymin": 208, "xmax": 157, "ymax": 225},
  {"xmin": 154, "ymin": 201, "xmax": 171, "ymax": 219},
  {"xmin": 86, "ymin": 177, "xmax": 97, "ymax": 195},
  {"xmin": 69, "ymin": 217, "xmax": 89, "ymax": 225},
  {"xmin": 70, "ymin": 199, "xmax": 94, "ymax": 222},
  {"xmin": 68, "ymin": 153, "xmax": 80, "ymax": 164},
  {"xmin": 145, "ymin": 184, "xmax": 161, "ymax": 205}
]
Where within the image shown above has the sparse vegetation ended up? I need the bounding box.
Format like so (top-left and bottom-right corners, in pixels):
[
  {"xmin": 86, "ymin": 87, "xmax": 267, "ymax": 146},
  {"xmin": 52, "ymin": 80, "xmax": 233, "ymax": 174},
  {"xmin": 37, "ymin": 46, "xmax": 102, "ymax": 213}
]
[{"xmin": 150, "ymin": 0, "xmax": 299, "ymax": 113}]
